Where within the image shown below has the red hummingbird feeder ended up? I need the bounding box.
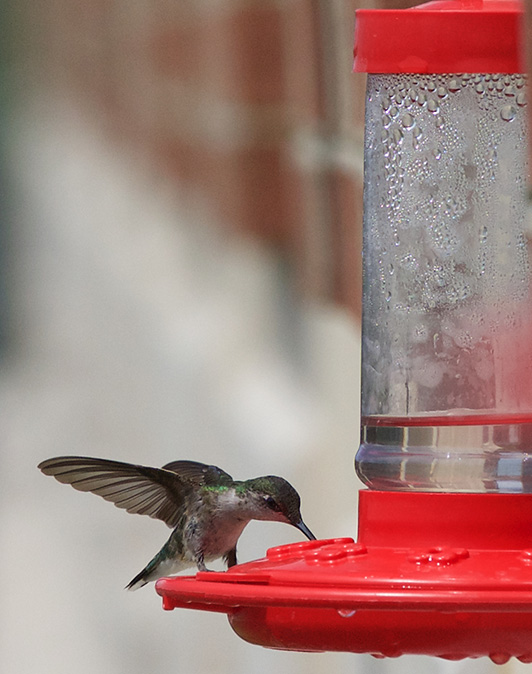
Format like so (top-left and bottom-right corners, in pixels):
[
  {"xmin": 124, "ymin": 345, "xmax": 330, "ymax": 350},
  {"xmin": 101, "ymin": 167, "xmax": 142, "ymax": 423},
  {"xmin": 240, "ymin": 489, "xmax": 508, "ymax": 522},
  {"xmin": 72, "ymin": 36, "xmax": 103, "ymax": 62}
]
[{"xmin": 157, "ymin": 0, "xmax": 532, "ymax": 662}]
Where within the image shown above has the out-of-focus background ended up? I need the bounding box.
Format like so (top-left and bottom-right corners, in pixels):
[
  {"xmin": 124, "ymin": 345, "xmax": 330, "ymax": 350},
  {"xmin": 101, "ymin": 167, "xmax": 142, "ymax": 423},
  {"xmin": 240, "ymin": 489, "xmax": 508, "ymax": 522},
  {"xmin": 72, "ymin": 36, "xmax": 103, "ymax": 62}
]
[{"xmin": 0, "ymin": 1, "xmax": 529, "ymax": 673}]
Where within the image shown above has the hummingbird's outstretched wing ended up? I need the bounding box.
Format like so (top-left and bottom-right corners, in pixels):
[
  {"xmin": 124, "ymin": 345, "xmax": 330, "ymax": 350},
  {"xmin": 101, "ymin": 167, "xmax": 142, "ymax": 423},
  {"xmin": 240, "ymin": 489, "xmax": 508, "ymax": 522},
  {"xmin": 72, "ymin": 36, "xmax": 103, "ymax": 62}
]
[
  {"xmin": 162, "ymin": 460, "xmax": 233, "ymax": 487},
  {"xmin": 38, "ymin": 456, "xmax": 196, "ymax": 528}
]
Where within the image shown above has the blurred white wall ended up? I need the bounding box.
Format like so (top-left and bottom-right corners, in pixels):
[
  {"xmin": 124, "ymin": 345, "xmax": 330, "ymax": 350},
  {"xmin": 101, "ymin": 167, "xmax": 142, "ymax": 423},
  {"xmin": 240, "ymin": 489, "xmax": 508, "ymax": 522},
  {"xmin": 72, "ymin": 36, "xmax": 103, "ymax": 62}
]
[{"xmin": 0, "ymin": 93, "xmax": 520, "ymax": 674}]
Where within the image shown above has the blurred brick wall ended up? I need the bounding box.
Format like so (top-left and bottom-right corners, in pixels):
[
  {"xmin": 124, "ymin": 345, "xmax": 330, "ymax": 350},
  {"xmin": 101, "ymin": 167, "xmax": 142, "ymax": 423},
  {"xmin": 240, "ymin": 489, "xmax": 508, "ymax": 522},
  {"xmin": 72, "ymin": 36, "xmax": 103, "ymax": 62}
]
[{"xmin": 22, "ymin": 0, "xmax": 368, "ymax": 317}]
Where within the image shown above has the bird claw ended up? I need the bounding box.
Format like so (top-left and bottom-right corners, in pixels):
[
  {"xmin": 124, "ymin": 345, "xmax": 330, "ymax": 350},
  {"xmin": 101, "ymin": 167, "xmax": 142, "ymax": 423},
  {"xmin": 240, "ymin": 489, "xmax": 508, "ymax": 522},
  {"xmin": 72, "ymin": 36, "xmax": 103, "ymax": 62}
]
[{"xmin": 196, "ymin": 555, "xmax": 211, "ymax": 573}]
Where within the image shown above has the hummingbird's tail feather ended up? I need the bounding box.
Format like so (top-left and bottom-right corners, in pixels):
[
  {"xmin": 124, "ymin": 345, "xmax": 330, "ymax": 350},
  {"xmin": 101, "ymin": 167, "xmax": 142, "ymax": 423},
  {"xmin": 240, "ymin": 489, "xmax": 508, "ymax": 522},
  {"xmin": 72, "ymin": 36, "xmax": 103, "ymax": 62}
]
[
  {"xmin": 126, "ymin": 548, "xmax": 171, "ymax": 591},
  {"xmin": 126, "ymin": 565, "xmax": 154, "ymax": 591},
  {"xmin": 126, "ymin": 541, "xmax": 189, "ymax": 591},
  {"xmin": 126, "ymin": 552, "xmax": 167, "ymax": 591}
]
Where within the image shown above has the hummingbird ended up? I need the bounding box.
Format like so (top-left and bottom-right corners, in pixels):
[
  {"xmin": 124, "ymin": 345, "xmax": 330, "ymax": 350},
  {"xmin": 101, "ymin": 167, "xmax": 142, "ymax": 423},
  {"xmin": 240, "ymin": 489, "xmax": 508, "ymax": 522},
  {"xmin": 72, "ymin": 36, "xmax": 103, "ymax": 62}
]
[{"xmin": 38, "ymin": 456, "xmax": 316, "ymax": 590}]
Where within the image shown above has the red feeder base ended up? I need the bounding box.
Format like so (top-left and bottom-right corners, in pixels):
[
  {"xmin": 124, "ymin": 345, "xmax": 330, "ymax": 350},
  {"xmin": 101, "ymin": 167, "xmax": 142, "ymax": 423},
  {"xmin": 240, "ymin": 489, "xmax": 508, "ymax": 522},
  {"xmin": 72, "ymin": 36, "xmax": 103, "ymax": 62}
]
[{"xmin": 156, "ymin": 490, "xmax": 532, "ymax": 663}]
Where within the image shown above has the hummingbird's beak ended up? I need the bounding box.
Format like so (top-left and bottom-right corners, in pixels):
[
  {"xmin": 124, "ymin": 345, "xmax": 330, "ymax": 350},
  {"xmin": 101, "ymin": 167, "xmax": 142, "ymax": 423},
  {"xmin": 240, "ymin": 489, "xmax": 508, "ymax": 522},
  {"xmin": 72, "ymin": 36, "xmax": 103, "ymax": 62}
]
[{"xmin": 295, "ymin": 520, "xmax": 316, "ymax": 541}]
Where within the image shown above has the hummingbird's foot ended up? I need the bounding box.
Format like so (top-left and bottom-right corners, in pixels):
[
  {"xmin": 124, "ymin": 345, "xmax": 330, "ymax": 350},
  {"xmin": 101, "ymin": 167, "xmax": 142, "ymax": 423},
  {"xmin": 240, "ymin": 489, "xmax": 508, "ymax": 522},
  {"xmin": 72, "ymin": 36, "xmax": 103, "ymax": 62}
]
[{"xmin": 196, "ymin": 553, "xmax": 208, "ymax": 572}]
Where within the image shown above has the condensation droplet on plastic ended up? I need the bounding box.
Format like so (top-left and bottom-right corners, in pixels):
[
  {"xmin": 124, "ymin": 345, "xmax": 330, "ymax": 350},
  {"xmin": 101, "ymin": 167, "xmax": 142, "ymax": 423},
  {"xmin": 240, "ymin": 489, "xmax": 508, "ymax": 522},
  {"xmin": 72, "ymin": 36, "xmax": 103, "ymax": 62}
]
[
  {"xmin": 517, "ymin": 92, "xmax": 526, "ymax": 107},
  {"xmin": 394, "ymin": 89, "xmax": 405, "ymax": 104},
  {"xmin": 427, "ymin": 99, "xmax": 439, "ymax": 114},
  {"xmin": 401, "ymin": 113, "xmax": 415, "ymax": 130},
  {"xmin": 401, "ymin": 253, "xmax": 418, "ymax": 270},
  {"xmin": 500, "ymin": 104, "xmax": 516, "ymax": 122},
  {"xmin": 475, "ymin": 82, "xmax": 485, "ymax": 94},
  {"xmin": 448, "ymin": 79, "xmax": 461, "ymax": 93},
  {"xmin": 392, "ymin": 127, "xmax": 404, "ymax": 144},
  {"xmin": 437, "ymin": 86, "xmax": 447, "ymax": 99},
  {"xmin": 337, "ymin": 609, "xmax": 356, "ymax": 618},
  {"xmin": 413, "ymin": 324, "xmax": 428, "ymax": 343}
]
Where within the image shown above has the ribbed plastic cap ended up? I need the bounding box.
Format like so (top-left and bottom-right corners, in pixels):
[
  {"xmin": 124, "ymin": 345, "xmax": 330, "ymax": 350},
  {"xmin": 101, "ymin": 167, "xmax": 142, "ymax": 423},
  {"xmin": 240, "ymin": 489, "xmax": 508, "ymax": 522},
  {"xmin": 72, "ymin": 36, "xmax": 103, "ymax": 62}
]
[{"xmin": 353, "ymin": 0, "xmax": 524, "ymax": 74}]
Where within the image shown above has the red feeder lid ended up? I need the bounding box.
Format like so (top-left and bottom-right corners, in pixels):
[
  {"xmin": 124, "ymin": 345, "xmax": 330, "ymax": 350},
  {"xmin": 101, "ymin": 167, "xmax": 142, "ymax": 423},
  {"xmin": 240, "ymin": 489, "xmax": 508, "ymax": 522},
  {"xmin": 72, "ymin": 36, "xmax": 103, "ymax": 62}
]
[
  {"xmin": 353, "ymin": 0, "xmax": 524, "ymax": 74},
  {"xmin": 157, "ymin": 490, "xmax": 532, "ymax": 662}
]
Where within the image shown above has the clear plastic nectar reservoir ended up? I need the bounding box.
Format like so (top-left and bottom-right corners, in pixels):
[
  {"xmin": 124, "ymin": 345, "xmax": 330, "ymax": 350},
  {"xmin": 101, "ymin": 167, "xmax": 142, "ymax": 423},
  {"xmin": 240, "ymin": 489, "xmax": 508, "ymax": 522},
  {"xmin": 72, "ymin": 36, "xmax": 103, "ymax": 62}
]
[{"xmin": 356, "ymin": 73, "xmax": 531, "ymax": 492}]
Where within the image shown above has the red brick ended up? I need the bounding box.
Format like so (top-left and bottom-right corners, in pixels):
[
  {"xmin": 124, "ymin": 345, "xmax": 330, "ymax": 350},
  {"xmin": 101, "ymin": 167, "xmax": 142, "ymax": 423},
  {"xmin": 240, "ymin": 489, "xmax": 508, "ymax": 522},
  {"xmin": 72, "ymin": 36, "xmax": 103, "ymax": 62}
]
[
  {"xmin": 156, "ymin": 135, "xmax": 210, "ymax": 190},
  {"xmin": 151, "ymin": 5, "xmax": 286, "ymax": 106},
  {"xmin": 329, "ymin": 169, "xmax": 363, "ymax": 318},
  {"xmin": 283, "ymin": 0, "xmax": 323, "ymax": 125},
  {"xmin": 283, "ymin": 161, "xmax": 332, "ymax": 298},
  {"xmin": 236, "ymin": 144, "xmax": 293, "ymax": 241},
  {"xmin": 209, "ymin": 143, "xmax": 294, "ymax": 243},
  {"xmin": 158, "ymin": 132, "xmax": 297, "ymax": 244},
  {"xmin": 150, "ymin": 21, "xmax": 202, "ymax": 84},
  {"xmin": 201, "ymin": 5, "xmax": 286, "ymax": 106}
]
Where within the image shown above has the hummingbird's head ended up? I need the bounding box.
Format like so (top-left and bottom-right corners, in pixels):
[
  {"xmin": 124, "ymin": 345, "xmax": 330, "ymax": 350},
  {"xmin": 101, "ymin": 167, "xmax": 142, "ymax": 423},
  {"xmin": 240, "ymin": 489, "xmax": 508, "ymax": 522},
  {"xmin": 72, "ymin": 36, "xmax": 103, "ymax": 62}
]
[{"xmin": 242, "ymin": 476, "xmax": 316, "ymax": 541}]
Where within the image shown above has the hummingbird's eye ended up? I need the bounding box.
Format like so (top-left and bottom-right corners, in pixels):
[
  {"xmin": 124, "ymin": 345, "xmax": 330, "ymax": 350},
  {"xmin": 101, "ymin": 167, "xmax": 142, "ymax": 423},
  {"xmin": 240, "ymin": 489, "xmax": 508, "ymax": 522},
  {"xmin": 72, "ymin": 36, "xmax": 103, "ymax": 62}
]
[{"xmin": 265, "ymin": 496, "xmax": 281, "ymax": 512}]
